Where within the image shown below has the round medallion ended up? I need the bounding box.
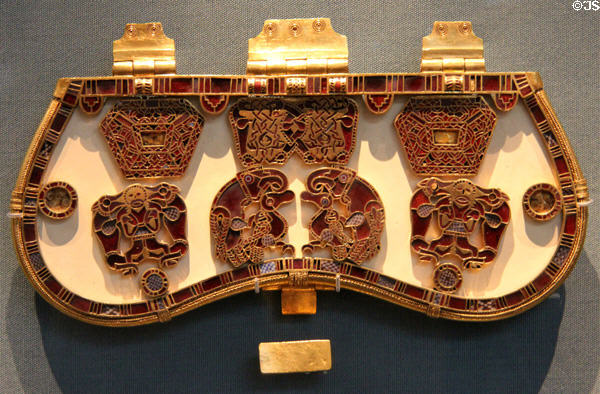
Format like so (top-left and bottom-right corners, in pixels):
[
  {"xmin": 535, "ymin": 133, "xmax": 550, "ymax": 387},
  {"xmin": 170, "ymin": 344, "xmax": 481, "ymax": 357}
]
[
  {"xmin": 523, "ymin": 183, "xmax": 562, "ymax": 221},
  {"xmin": 38, "ymin": 181, "xmax": 77, "ymax": 219},
  {"xmin": 140, "ymin": 268, "xmax": 169, "ymax": 298},
  {"xmin": 433, "ymin": 263, "xmax": 463, "ymax": 293}
]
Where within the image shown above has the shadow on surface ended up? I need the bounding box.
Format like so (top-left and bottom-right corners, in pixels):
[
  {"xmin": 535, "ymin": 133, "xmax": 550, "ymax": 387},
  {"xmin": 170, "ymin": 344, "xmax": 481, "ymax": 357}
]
[
  {"xmin": 5, "ymin": 269, "xmax": 59, "ymax": 393},
  {"xmin": 6, "ymin": 252, "xmax": 598, "ymax": 394}
]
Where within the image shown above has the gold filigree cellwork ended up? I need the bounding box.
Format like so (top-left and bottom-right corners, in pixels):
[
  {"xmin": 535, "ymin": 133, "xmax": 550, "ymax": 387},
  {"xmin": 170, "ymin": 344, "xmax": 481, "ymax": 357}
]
[
  {"xmin": 229, "ymin": 97, "xmax": 358, "ymax": 167},
  {"xmin": 100, "ymin": 97, "xmax": 204, "ymax": 179},
  {"xmin": 410, "ymin": 178, "xmax": 510, "ymax": 292},
  {"xmin": 92, "ymin": 183, "xmax": 188, "ymax": 278},
  {"xmin": 301, "ymin": 168, "xmax": 385, "ymax": 265},
  {"xmin": 394, "ymin": 96, "xmax": 497, "ymax": 176},
  {"xmin": 210, "ymin": 169, "xmax": 295, "ymax": 267}
]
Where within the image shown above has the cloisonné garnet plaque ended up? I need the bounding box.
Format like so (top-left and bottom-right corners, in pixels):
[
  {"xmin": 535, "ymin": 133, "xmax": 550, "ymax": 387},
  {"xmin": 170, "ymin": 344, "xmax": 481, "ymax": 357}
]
[{"xmin": 10, "ymin": 20, "xmax": 589, "ymax": 326}]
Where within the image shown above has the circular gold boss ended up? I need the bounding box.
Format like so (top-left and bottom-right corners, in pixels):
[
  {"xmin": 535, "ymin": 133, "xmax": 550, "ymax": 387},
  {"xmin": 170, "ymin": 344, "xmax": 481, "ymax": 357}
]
[
  {"xmin": 140, "ymin": 268, "xmax": 169, "ymax": 298},
  {"xmin": 433, "ymin": 263, "xmax": 463, "ymax": 293},
  {"xmin": 523, "ymin": 183, "xmax": 562, "ymax": 221},
  {"xmin": 38, "ymin": 181, "xmax": 77, "ymax": 219}
]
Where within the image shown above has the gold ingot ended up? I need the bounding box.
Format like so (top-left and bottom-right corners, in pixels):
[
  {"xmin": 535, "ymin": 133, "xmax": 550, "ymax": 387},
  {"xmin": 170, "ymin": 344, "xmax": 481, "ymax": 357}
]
[{"xmin": 259, "ymin": 340, "xmax": 332, "ymax": 374}]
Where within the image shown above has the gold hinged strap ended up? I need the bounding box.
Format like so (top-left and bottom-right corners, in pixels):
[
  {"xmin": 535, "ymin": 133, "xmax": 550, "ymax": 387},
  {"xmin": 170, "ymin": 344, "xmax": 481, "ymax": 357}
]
[
  {"xmin": 247, "ymin": 18, "xmax": 348, "ymax": 75},
  {"xmin": 281, "ymin": 287, "xmax": 317, "ymax": 315},
  {"xmin": 421, "ymin": 21, "xmax": 485, "ymax": 73},
  {"xmin": 280, "ymin": 271, "xmax": 316, "ymax": 315},
  {"xmin": 113, "ymin": 22, "xmax": 176, "ymax": 76}
]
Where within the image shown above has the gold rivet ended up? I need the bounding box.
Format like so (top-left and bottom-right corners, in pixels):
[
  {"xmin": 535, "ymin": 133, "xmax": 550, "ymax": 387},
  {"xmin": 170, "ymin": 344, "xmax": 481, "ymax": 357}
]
[
  {"xmin": 459, "ymin": 22, "xmax": 471, "ymax": 34},
  {"xmin": 264, "ymin": 22, "xmax": 276, "ymax": 36},
  {"xmin": 289, "ymin": 22, "xmax": 301, "ymax": 36},
  {"xmin": 437, "ymin": 23, "xmax": 448, "ymax": 36},
  {"xmin": 312, "ymin": 18, "xmax": 326, "ymax": 32}
]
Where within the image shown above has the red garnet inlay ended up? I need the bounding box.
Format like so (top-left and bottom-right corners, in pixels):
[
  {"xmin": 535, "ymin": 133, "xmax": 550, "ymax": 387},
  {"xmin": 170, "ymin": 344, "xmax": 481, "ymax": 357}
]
[
  {"xmin": 200, "ymin": 95, "xmax": 229, "ymax": 114},
  {"xmin": 23, "ymin": 223, "xmax": 36, "ymax": 242},
  {"xmin": 403, "ymin": 284, "xmax": 425, "ymax": 299},
  {"xmin": 349, "ymin": 266, "xmax": 367, "ymax": 279},
  {"xmin": 320, "ymin": 78, "xmax": 327, "ymax": 94},
  {"xmin": 202, "ymin": 276, "xmax": 222, "ymax": 292},
  {"xmin": 50, "ymin": 112, "xmax": 67, "ymax": 131},
  {"xmin": 364, "ymin": 76, "xmax": 387, "ymax": 92},
  {"xmin": 91, "ymin": 183, "xmax": 188, "ymax": 276},
  {"xmin": 210, "ymin": 78, "xmax": 230, "ymax": 93},
  {"xmin": 63, "ymin": 93, "xmax": 78, "ymax": 106},
  {"xmin": 533, "ymin": 272, "xmax": 552, "ymax": 290},
  {"xmin": 307, "ymin": 78, "xmax": 314, "ymax": 93},
  {"xmin": 364, "ymin": 94, "xmax": 393, "ymax": 114},
  {"xmin": 97, "ymin": 80, "xmax": 116, "ymax": 94},
  {"xmin": 171, "ymin": 78, "xmax": 193, "ymax": 93},
  {"xmin": 232, "ymin": 268, "xmax": 251, "ymax": 281},
  {"xmin": 448, "ymin": 297, "xmax": 467, "ymax": 310},
  {"xmin": 520, "ymin": 86, "xmax": 532, "ymax": 97},
  {"xmin": 405, "ymin": 76, "xmax": 425, "ymax": 92},
  {"xmin": 504, "ymin": 291, "xmax": 525, "ymax": 306},
  {"xmin": 293, "ymin": 259, "xmax": 304, "ymax": 269},
  {"xmin": 44, "ymin": 276, "xmax": 62, "ymax": 295},
  {"xmin": 172, "ymin": 288, "xmax": 194, "ymax": 303},
  {"xmin": 70, "ymin": 295, "xmax": 91, "ymax": 312},
  {"xmin": 130, "ymin": 303, "xmax": 149, "ymax": 315},
  {"xmin": 483, "ymin": 76, "xmax": 500, "ymax": 91},
  {"xmin": 210, "ymin": 168, "xmax": 295, "ymax": 267},
  {"xmin": 301, "ymin": 167, "xmax": 385, "ymax": 265},
  {"xmin": 29, "ymin": 166, "xmax": 43, "ymax": 185},
  {"xmin": 529, "ymin": 104, "xmax": 546, "ymax": 123},
  {"xmin": 409, "ymin": 177, "xmax": 510, "ymax": 294},
  {"xmin": 554, "ymin": 156, "xmax": 569, "ymax": 174},
  {"xmin": 268, "ymin": 79, "xmax": 274, "ymax": 95},
  {"xmin": 564, "ymin": 214, "xmax": 577, "ymax": 235}
]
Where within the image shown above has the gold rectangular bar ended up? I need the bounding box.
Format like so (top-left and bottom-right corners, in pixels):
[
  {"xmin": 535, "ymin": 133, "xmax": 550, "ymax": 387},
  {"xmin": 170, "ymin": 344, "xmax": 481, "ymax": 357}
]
[
  {"xmin": 259, "ymin": 340, "xmax": 332, "ymax": 374},
  {"xmin": 281, "ymin": 287, "xmax": 317, "ymax": 315}
]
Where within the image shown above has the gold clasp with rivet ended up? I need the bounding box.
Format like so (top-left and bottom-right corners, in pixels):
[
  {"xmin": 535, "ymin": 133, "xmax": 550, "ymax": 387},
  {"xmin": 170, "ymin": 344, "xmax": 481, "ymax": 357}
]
[
  {"xmin": 112, "ymin": 22, "xmax": 176, "ymax": 76},
  {"xmin": 421, "ymin": 21, "xmax": 485, "ymax": 73},
  {"xmin": 247, "ymin": 18, "xmax": 348, "ymax": 75}
]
